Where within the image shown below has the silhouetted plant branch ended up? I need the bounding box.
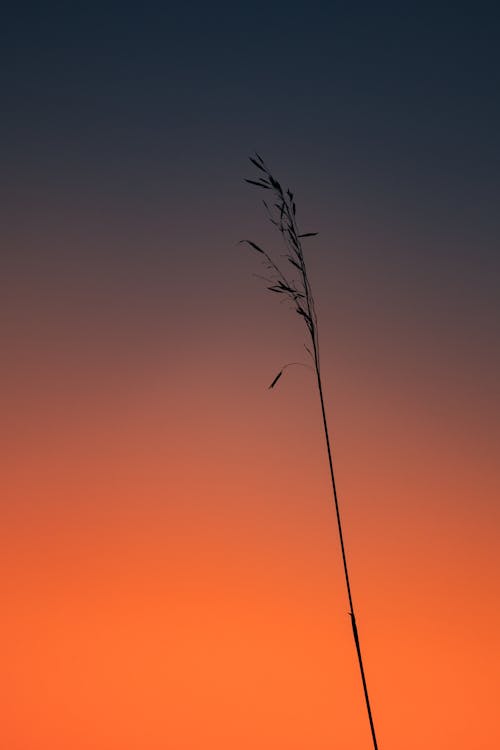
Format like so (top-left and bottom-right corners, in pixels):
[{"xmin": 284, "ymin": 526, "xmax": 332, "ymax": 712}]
[{"xmin": 242, "ymin": 153, "xmax": 380, "ymax": 750}]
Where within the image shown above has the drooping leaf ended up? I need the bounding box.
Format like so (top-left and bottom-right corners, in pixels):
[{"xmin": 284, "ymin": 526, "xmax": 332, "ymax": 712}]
[{"xmin": 268, "ymin": 370, "xmax": 283, "ymax": 389}]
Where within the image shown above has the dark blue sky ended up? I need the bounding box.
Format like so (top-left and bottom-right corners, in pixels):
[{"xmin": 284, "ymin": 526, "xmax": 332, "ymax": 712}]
[
  {"xmin": 4, "ymin": 4, "xmax": 499, "ymax": 186},
  {"xmin": 2, "ymin": 3, "xmax": 499, "ymax": 361}
]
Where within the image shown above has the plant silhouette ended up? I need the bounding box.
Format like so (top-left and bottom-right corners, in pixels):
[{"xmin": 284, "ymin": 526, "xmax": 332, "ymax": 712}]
[{"xmin": 242, "ymin": 153, "xmax": 380, "ymax": 750}]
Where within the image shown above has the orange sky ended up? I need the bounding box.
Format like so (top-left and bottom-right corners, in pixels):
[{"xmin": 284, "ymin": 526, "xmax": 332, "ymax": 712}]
[
  {"xmin": 2, "ymin": 264, "xmax": 499, "ymax": 747},
  {"xmin": 2, "ymin": 6, "xmax": 500, "ymax": 744}
]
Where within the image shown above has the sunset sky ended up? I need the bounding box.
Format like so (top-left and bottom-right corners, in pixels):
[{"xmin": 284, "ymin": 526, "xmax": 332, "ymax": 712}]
[{"xmin": 2, "ymin": 4, "xmax": 500, "ymax": 748}]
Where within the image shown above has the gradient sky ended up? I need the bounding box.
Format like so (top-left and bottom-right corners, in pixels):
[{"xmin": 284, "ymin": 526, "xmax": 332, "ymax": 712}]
[{"xmin": 2, "ymin": 4, "xmax": 500, "ymax": 749}]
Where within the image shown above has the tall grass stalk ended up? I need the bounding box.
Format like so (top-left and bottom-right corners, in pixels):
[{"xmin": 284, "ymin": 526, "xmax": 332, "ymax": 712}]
[{"xmin": 242, "ymin": 154, "xmax": 379, "ymax": 749}]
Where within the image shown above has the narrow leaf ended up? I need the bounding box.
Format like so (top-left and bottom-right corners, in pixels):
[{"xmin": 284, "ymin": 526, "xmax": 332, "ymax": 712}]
[
  {"xmin": 269, "ymin": 175, "xmax": 282, "ymax": 192},
  {"xmin": 249, "ymin": 157, "xmax": 267, "ymax": 172},
  {"xmin": 268, "ymin": 370, "xmax": 283, "ymax": 389},
  {"xmin": 240, "ymin": 240, "xmax": 265, "ymax": 254},
  {"xmin": 298, "ymin": 232, "xmax": 318, "ymax": 237},
  {"xmin": 296, "ymin": 306, "xmax": 312, "ymax": 326},
  {"xmin": 245, "ymin": 179, "xmax": 271, "ymax": 189},
  {"xmin": 287, "ymin": 228, "xmax": 299, "ymax": 247},
  {"xmin": 268, "ymin": 286, "xmax": 285, "ymax": 293},
  {"xmin": 277, "ymin": 280, "xmax": 298, "ymax": 294}
]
